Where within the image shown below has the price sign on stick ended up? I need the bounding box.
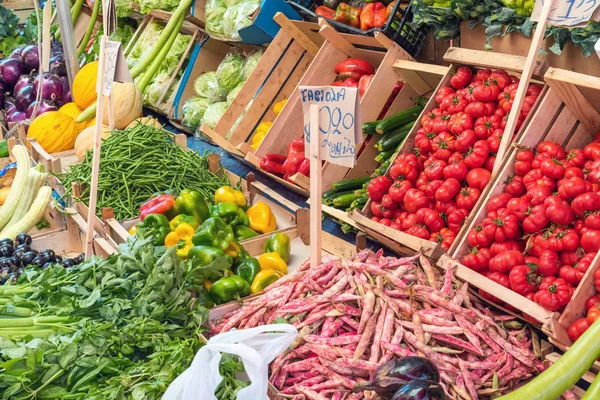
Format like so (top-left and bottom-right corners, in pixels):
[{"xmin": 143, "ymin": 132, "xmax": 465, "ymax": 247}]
[
  {"xmin": 532, "ymin": 0, "xmax": 600, "ymax": 27},
  {"xmin": 300, "ymin": 86, "xmax": 361, "ymax": 267}
]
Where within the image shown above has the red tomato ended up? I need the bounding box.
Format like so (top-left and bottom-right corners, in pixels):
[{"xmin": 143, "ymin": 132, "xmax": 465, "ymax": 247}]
[
  {"xmin": 456, "ymin": 187, "xmax": 481, "ymax": 210},
  {"xmin": 371, "ymin": 201, "xmax": 384, "ymax": 217},
  {"xmin": 526, "ymin": 185, "xmax": 553, "ymax": 207},
  {"xmin": 435, "ymin": 178, "xmax": 461, "ymax": 202},
  {"xmin": 560, "ymin": 250, "xmax": 582, "ymax": 266},
  {"xmin": 388, "ymin": 180, "xmax": 413, "ymax": 203},
  {"xmin": 380, "ymin": 218, "xmax": 392, "ymax": 226},
  {"xmin": 498, "ymin": 87, "xmax": 514, "ymax": 113},
  {"xmin": 424, "ymin": 158, "xmax": 447, "ymax": 181},
  {"xmin": 448, "ymin": 112, "xmax": 473, "ymax": 135},
  {"xmin": 415, "ymin": 129, "xmax": 436, "ymax": 155},
  {"xmin": 481, "ymin": 208, "xmax": 520, "ymax": 242},
  {"xmin": 489, "ymin": 70, "xmax": 511, "ymax": 90},
  {"xmin": 520, "ymin": 95, "xmax": 538, "ymax": 118},
  {"xmin": 487, "ymin": 193, "xmax": 512, "ymax": 213},
  {"xmin": 443, "ymin": 160, "xmax": 468, "ymax": 181},
  {"xmin": 540, "ymin": 157, "xmax": 566, "ymax": 180},
  {"xmin": 523, "ymin": 169, "xmax": 556, "ymax": 191},
  {"xmin": 474, "ymin": 115, "xmax": 502, "ymax": 140},
  {"xmin": 571, "ymin": 192, "xmax": 600, "ymax": 217},
  {"xmin": 474, "ymin": 68, "xmax": 492, "ymax": 82},
  {"xmin": 367, "ymin": 176, "xmax": 392, "ymax": 201},
  {"xmin": 514, "ymin": 149, "xmax": 534, "ymax": 177},
  {"xmin": 390, "ymin": 161, "xmax": 419, "ymax": 183},
  {"xmin": 537, "ymin": 141, "xmax": 567, "ymax": 159},
  {"xmin": 559, "ymin": 264, "xmax": 585, "ymax": 286},
  {"xmin": 487, "ymin": 129, "xmax": 503, "ymax": 153},
  {"xmin": 509, "ymin": 263, "xmax": 541, "ymax": 295},
  {"xmin": 447, "ymin": 151, "xmax": 463, "ymax": 165},
  {"xmin": 534, "ymin": 276, "xmax": 573, "ymax": 311},
  {"xmin": 404, "ymin": 189, "xmax": 430, "ymax": 214},
  {"xmin": 381, "ymin": 194, "xmax": 398, "ymax": 211},
  {"xmin": 484, "ymin": 156, "xmax": 496, "ymax": 172},
  {"xmin": 565, "ymin": 149, "xmax": 586, "ymax": 168},
  {"xmin": 401, "ymin": 213, "xmax": 419, "ymax": 230},
  {"xmin": 479, "ymin": 271, "xmax": 510, "ymax": 304},
  {"xmin": 558, "ymin": 177, "xmax": 590, "ymax": 200},
  {"xmin": 461, "ymin": 247, "xmax": 491, "ymax": 272},
  {"xmin": 564, "ymin": 167, "xmax": 585, "ymax": 179},
  {"xmin": 584, "ymin": 212, "xmax": 600, "ymax": 229},
  {"xmin": 467, "ymin": 225, "xmax": 493, "ymax": 248},
  {"xmin": 455, "ymin": 129, "xmax": 477, "ymax": 153},
  {"xmin": 488, "ymin": 250, "xmax": 525, "ymax": 274},
  {"xmin": 417, "ymin": 208, "xmax": 445, "ymax": 233},
  {"xmin": 431, "ymin": 115, "xmax": 451, "ymax": 134},
  {"xmin": 450, "ymin": 66, "xmax": 473, "ymax": 89},
  {"xmin": 447, "ymin": 208, "xmax": 469, "ymax": 233},
  {"xmin": 473, "ymin": 80, "xmax": 501, "ymax": 102},
  {"xmin": 490, "ymin": 240, "xmax": 523, "ymax": 256},
  {"xmin": 506, "ymin": 196, "xmax": 530, "ymax": 222},
  {"xmin": 547, "ymin": 228, "xmax": 580, "ymax": 252},
  {"xmin": 464, "ymin": 141, "xmax": 490, "ymax": 169},
  {"xmin": 522, "ymin": 204, "xmax": 550, "ymax": 234},
  {"xmin": 406, "ymin": 225, "xmax": 430, "ymax": 239},
  {"xmin": 464, "ymin": 102, "xmax": 487, "ymax": 119},
  {"xmin": 440, "ymin": 94, "xmax": 468, "ymax": 114},
  {"xmin": 531, "ymin": 152, "xmax": 550, "ymax": 170},
  {"xmin": 435, "ymin": 86, "xmax": 455, "ymax": 106},
  {"xmin": 581, "ymin": 229, "xmax": 600, "ymax": 253},
  {"xmin": 466, "ymin": 168, "xmax": 492, "ymax": 190},
  {"xmin": 568, "ymin": 318, "xmax": 591, "ymax": 342},
  {"xmin": 505, "ymin": 175, "xmax": 526, "ymax": 197},
  {"xmin": 544, "ymin": 196, "xmax": 575, "ymax": 226},
  {"xmin": 527, "ymin": 83, "xmax": 543, "ymax": 96},
  {"xmin": 421, "ymin": 108, "xmax": 442, "ymax": 130},
  {"xmin": 430, "ymin": 228, "xmax": 456, "ymax": 250},
  {"xmin": 538, "ymin": 250, "xmax": 561, "ymax": 277},
  {"xmin": 424, "ymin": 180, "xmax": 444, "ymax": 201},
  {"xmin": 584, "ymin": 142, "xmax": 600, "ymax": 161}
]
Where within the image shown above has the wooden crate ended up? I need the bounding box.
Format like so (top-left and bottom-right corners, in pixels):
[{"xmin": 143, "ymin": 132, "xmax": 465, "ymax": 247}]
[
  {"xmin": 245, "ymin": 25, "xmax": 417, "ymax": 196},
  {"xmin": 198, "ymin": 14, "xmax": 325, "ymax": 156},
  {"xmin": 124, "ymin": 13, "xmax": 203, "ymax": 116},
  {"xmin": 438, "ymin": 67, "xmax": 600, "ymax": 349},
  {"xmin": 350, "ymin": 47, "xmax": 547, "ymax": 258}
]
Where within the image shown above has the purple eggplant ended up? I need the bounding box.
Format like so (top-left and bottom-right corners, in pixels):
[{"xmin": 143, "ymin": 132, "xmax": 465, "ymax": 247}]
[
  {"xmin": 13, "ymin": 74, "xmax": 35, "ymax": 98},
  {"xmin": 0, "ymin": 59, "xmax": 24, "ymax": 88},
  {"xmin": 391, "ymin": 380, "xmax": 445, "ymax": 400},
  {"xmin": 49, "ymin": 55, "xmax": 67, "ymax": 76},
  {"xmin": 9, "ymin": 46, "xmax": 25, "ymax": 59},
  {"xmin": 58, "ymin": 77, "xmax": 72, "ymax": 106},
  {"xmin": 20, "ymin": 45, "xmax": 40, "ymax": 71},
  {"xmin": 353, "ymin": 358, "xmax": 440, "ymax": 398},
  {"xmin": 7, "ymin": 110, "xmax": 26, "ymax": 124},
  {"xmin": 14, "ymin": 85, "xmax": 36, "ymax": 112},
  {"xmin": 26, "ymin": 100, "xmax": 57, "ymax": 119},
  {"xmin": 34, "ymin": 73, "xmax": 63, "ymax": 101}
]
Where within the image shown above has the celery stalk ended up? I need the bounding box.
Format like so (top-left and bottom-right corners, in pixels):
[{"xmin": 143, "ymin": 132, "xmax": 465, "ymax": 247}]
[{"xmin": 77, "ymin": 0, "xmax": 101, "ymax": 57}]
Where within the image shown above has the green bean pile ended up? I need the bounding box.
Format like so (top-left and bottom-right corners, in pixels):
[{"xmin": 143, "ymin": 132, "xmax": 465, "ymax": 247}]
[{"xmin": 60, "ymin": 124, "xmax": 230, "ymax": 220}]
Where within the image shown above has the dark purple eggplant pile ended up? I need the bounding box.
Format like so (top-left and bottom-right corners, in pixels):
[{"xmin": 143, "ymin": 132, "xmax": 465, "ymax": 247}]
[
  {"xmin": 1, "ymin": 40, "xmax": 70, "ymax": 127},
  {"xmin": 353, "ymin": 357, "xmax": 445, "ymax": 400}
]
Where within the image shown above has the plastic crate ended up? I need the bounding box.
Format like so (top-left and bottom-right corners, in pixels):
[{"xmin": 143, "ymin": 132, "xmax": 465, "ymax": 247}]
[{"xmin": 285, "ymin": 0, "xmax": 428, "ymax": 57}]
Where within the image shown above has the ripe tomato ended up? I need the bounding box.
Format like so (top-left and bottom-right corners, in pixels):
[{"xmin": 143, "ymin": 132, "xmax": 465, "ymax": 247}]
[
  {"xmin": 489, "ymin": 250, "xmax": 524, "ymax": 273},
  {"xmin": 447, "ymin": 208, "xmax": 469, "ymax": 233},
  {"xmin": 540, "ymin": 157, "xmax": 566, "ymax": 180},
  {"xmin": 388, "ymin": 180, "xmax": 413, "ymax": 203},
  {"xmin": 587, "ymin": 306, "xmax": 600, "ymax": 325},
  {"xmin": 474, "ymin": 115, "xmax": 502, "ymax": 140},
  {"xmin": 526, "ymin": 185, "xmax": 553, "ymax": 206},
  {"xmin": 527, "ymin": 83, "xmax": 543, "ymax": 96},
  {"xmin": 371, "ymin": 201, "xmax": 384, "ymax": 217},
  {"xmin": 435, "ymin": 86, "xmax": 455, "ymax": 106},
  {"xmin": 406, "ymin": 225, "xmax": 430, "ymax": 239},
  {"xmin": 479, "ymin": 271, "xmax": 510, "ymax": 304},
  {"xmin": 466, "ymin": 168, "xmax": 492, "ymax": 190},
  {"xmin": 547, "ymin": 228, "xmax": 580, "ymax": 252},
  {"xmin": 537, "ymin": 141, "xmax": 567, "ymax": 159},
  {"xmin": 424, "ymin": 180, "xmax": 444, "ymax": 201},
  {"xmin": 487, "ymin": 193, "xmax": 512, "ymax": 213},
  {"xmin": 584, "ymin": 212, "xmax": 600, "ymax": 229},
  {"xmin": 417, "ymin": 208, "xmax": 445, "ymax": 232},
  {"xmin": 514, "ymin": 149, "xmax": 534, "ymax": 177},
  {"xmin": 431, "ymin": 114, "xmax": 451, "ymax": 134},
  {"xmin": 481, "ymin": 208, "xmax": 520, "ymax": 242},
  {"xmin": 421, "ymin": 108, "xmax": 442, "ymax": 130},
  {"xmin": 430, "ymin": 228, "xmax": 456, "ymax": 250},
  {"xmin": 448, "ymin": 112, "xmax": 473, "ymax": 135},
  {"xmin": 455, "ymin": 129, "xmax": 477, "ymax": 153},
  {"xmin": 581, "ymin": 229, "xmax": 600, "ymax": 253},
  {"xmin": 534, "ymin": 276, "xmax": 573, "ymax": 311},
  {"xmin": 467, "ymin": 225, "xmax": 493, "ymax": 248},
  {"xmin": 585, "ymin": 294, "xmax": 600, "ymax": 311},
  {"xmin": 415, "ymin": 129, "xmax": 436, "ymax": 155},
  {"xmin": 487, "ymin": 129, "xmax": 503, "ymax": 153},
  {"xmin": 498, "ymin": 87, "xmax": 515, "ymax": 113},
  {"xmin": 584, "ymin": 142, "xmax": 600, "ymax": 161},
  {"xmin": 558, "ymin": 177, "xmax": 590, "ymax": 200},
  {"xmin": 531, "ymin": 152, "xmax": 550, "ymax": 169},
  {"xmin": 464, "ymin": 141, "xmax": 490, "ymax": 169},
  {"xmin": 544, "ymin": 196, "xmax": 575, "ymax": 226},
  {"xmin": 505, "ymin": 175, "xmax": 526, "ymax": 197},
  {"xmin": 560, "ymin": 250, "xmax": 582, "ymax": 266},
  {"xmin": 506, "ymin": 196, "xmax": 530, "ymax": 221},
  {"xmin": 559, "ymin": 264, "xmax": 585, "ymax": 286},
  {"xmin": 461, "ymin": 247, "xmax": 491, "ymax": 272},
  {"xmin": 522, "ymin": 204, "xmax": 550, "ymax": 234},
  {"xmin": 436, "ymin": 199, "xmax": 457, "ymax": 214},
  {"xmin": 564, "ymin": 167, "xmax": 585, "ymax": 179},
  {"xmin": 464, "ymin": 102, "xmax": 487, "ymax": 119},
  {"xmin": 440, "ymin": 94, "xmax": 468, "ymax": 114},
  {"xmin": 520, "ymin": 95, "xmax": 538, "ymax": 118},
  {"xmin": 571, "ymin": 192, "xmax": 600, "ymax": 217},
  {"xmin": 474, "ymin": 68, "xmax": 492, "ymax": 82},
  {"xmin": 404, "ymin": 189, "xmax": 430, "ymax": 213},
  {"xmin": 424, "ymin": 158, "xmax": 447, "ymax": 181},
  {"xmin": 402, "ymin": 213, "xmax": 419, "ymax": 230},
  {"xmin": 509, "ymin": 263, "xmax": 541, "ymax": 295},
  {"xmin": 484, "ymin": 155, "xmax": 496, "ymax": 172},
  {"xmin": 456, "ymin": 187, "xmax": 481, "ymax": 210},
  {"xmin": 450, "ymin": 66, "xmax": 473, "ymax": 89},
  {"xmin": 390, "ymin": 161, "xmax": 419, "ymax": 182},
  {"xmin": 367, "ymin": 176, "xmax": 392, "ymax": 201},
  {"xmin": 443, "ymin": 160, "xmax": 468, "ymax": 181},
  {"xmin": 568, "ymin": 318, "xmax": 591, "ymax": 342},
  {"xmin": 435, "ymin": 178, "xmax": 461, "ymax": 202},
  {"xmin": 523, "ymin": 169, "xmax": 556, "ymax": 192},
  {"xmin": 490, "ymin": 240, "xmax": 523, "ymax": 256},
  {"xmin": 538, "ymin": 250, "xmax": 561, "ymax": 276},
  {"xmin": 565, "ymin": 149, "xmax": 586, "ymax": 168},
  {"xmin": 489, "ymin": 70, "xmax": 511, "ymax": 90},
  {"xmin": 473, "ymin": 80, "xmax": 501, "ymax": 102}
]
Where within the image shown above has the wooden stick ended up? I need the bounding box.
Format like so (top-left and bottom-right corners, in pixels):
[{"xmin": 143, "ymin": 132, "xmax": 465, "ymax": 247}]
[
  {"xmin": 309, "ymin": 104, "xmax": 322, "ymax": 267},
  {"xmin": 493, "ymin": 0, "xmax": 554, "ymax": 175}
]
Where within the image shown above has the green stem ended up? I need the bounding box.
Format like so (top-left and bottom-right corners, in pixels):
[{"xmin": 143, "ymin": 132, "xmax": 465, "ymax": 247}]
[
  {"xmin": 0, "ymin": 306, "xmax": 34, "ymax": 317},
  {"xmin": 71, "ymin": 0, "xmax": 85, "ymax": 24},
  {"xmin": 77, "ymin": 0, "xmax": 101, "ymax": 57},
  {"xmin": 0, "ymin": 329, "xmax": 54, "ymax": 338},
  {"xmin": 582, "ymin": 373, "xmax": 600, "ymax": 400},
  {"xmin": 0, "ymin": 316, "xmax": 74, "ymax": 328}
]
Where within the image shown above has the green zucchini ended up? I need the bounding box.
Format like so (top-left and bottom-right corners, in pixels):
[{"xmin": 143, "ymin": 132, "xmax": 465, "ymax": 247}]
[
  {"xmin": 332, "ymin": 193, "xmax": 357, "ymax": 209},
  {"xmin": 332, "ymin": 177, "xmax": 372, "ymax": 192},
  {"xmin": 375, "ymin": 122, "xmax": 414, "ymax": 151},
  {"xmin": 0, "ymin": 141, "xmax": 8, "ymax": 159},
  {"xmin": 374, "ymin": 150, "xmax": 393, "ymax": 164},
  {"xmin": 375, "ymin": 105, "xmax": 423, "ymax": 134},
  {"xmin": 375, "ymin": 159, "xmax": 391, "ymax": 176},
  {"xmin": 354, "ymin": 188, "xmax": 367, "ymax": 197},
  {"xmin": 362, "ymin": 121, "xmax": 379, "ymax": 135},
  {"xmin": 322, "ymin": 188, "xmax": 339, "ymax": 200}
]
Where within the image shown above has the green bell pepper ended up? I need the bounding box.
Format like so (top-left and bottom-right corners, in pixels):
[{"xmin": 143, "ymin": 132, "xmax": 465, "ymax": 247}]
[
  {"xmin": 210, "ymin": 202, "xmax": 244, "ymax": 226},
  {"xmin": 210, "ymin": 275, "xmax": 251, "ymax": 304},
  {"xmin": 170, "ymin": 214, "xmax": 201, "ymax": 230},
  {"xmin": 192, "ymin": 217, "xmax": 234, "ymax": 251},
  {"xmin": 174, "ymin": 189, "xmax": 210, "ymax": 224},
  {"xmin": 189, "ymin": 245, "xmax": 233, "ymax": 268},
  {"xmin": 233, "ymin": 252, "xmax": 261, "ymax": 284},
  {"xmin": 233, "ymin": 225, "xmax": 259, "ymax": 241},
  {"xmin": 265, "ymin": 233, "xmax": 291, "ymax": 263},
  {"xmin": 138, "ymin": 213, "xmax": 170, "ymax": 246},
  {"xmin": 237, "ymin": 207, "xmax": 249, "ymax": 226}
]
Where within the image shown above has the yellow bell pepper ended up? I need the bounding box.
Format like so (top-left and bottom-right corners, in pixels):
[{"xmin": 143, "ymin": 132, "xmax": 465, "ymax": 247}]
[
  {"xmin": 250, "ymin": 122, "xmax": 272, "ymax": 150},
  {"xmin": 258, "ymin": 252, "xmax": 288, "ymax": 275},
  {"xmin": 164, "ymin": 223, "xmax": 195, "ymax": 258},
  {"xmin": 247, "ymin": 201, "xmax": 276, "ymax": 234},
  {"xmin": 273, "ymin": 99, "xmax": 287, "ymax": 115},
  {"xmin": 250, "ymin": 270, "xmax": 282, "ymax": 294},
  {"xmin": 128, "ymin": 225, "xmax": 138, "ymax": 235},
  {"xmin": 215, "ymin": 186, "xmax": 247, "ymax": 207},
  {"xmin": 224, "ymin": 241, "xmax": 243, "ymax": 261}
]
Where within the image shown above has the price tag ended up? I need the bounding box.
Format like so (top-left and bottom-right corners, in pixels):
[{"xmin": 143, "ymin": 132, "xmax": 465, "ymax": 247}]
[
  {"xmin": 97, "ymin": 40, "xmax": 132, "ymax": 96},
  {"xmin": 299, "ymin": 86, "xmax": 362, "ymax": 167},
  {"xmin": 532, "ymin": 0, "xmax": 600, "ymax": 27}
]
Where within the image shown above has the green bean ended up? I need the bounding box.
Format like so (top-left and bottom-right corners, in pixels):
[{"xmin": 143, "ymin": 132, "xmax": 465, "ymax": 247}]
[{"xmin": 60, "ymin": 126, "xmax": 229, "ymax": 221}]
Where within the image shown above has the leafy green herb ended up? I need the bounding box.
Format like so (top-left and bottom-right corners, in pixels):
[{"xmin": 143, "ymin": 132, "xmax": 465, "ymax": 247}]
[{"xmin": 214, "ymin": 354, "xmax": 249, "ymax": 400}]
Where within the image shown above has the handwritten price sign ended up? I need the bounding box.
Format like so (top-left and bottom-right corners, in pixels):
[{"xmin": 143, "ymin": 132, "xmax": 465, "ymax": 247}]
[
  {"xmin": 299, "ymin": 86, "xmax": 362, "ymax": 167},
  {"xmin": 532, "ymin": 0, "xmax": 600, "ymax": 27}
]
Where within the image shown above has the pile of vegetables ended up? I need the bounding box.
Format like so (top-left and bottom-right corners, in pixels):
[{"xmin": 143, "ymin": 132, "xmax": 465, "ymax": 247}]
[
  {"xmin": 60, "ymin": 124, "xmax": 230, "ymax": 220},
  {"xmin": 181, "ymin": 50, "xmax": 263, "ymax": 131},
  {"xmin": 459, "ymin": 137, "xmax": 600, "ymax": 320},
  {"xmin": 249, "ymin": 98, "xmax": 287, "ymax": 149},
  {"xmin": 211, "ymin": 250, "xmax": 542, "ymax": 398},
  {"xmin": 0, "ymin": 5, "xmax": 26, "ymax": 57},
  {"xmin": 0, "ymin": 235, "xmax": 210, "ymax": 399},
  {"xmin": 315, "ymin": 1, "xmax": 398, "ymax": 32},
  {"xmin": 366, "ymin": 67, "xmax": 542, "ymax": 250},
  {"xmin": 205, "ymin": 0, "xmax": 260, "ymax": 41},
  {"xmin": 0, "ymin": 233, "xmax": 85, "ymax": 284}
]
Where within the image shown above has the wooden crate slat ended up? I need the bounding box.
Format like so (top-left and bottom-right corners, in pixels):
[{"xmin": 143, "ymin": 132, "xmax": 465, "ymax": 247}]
[
  {"xmin": 274, "ymin": 12, "xmax": 321, "ymax": 57},
  {"xmin": 543, "ymin": 104, "xmax": 579, "ymax": 144},
  {"xmin": 443, "ymin": 47, "xmax": 547, "ymax": 77},
  {"xmin": 546, "ymin": 75, "xmax": 600, "ymax": 132}
]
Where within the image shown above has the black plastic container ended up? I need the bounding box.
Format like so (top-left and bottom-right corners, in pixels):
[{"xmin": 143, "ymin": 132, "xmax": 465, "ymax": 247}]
[{"xmin": 285, "ymin": 0, "xmax": 429, "ymax": 58}]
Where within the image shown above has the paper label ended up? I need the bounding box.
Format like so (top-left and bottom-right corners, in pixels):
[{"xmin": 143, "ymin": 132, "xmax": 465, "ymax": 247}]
[
  {"xmin": 531, "ymin": 0, "xmax": 600, "ymax": 27},
  {"xmin": 299, "ymin": 86, "xmax": 362, "ymax": 168},
  {"xmin": 98, "ymin": 39, "xmax": 132, "ymax": 96}
]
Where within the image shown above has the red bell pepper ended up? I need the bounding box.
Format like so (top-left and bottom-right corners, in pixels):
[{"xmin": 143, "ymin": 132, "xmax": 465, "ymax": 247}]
[
  {"xmin": 360, "ymin": 2, "xmax": 387, "ymax": 30},
  {"xmin": 282, "ymin": 139, "xmax": 310, "ymax": 177},
  {"xmin": 334, "ymin": 58, "xmax": 375, "ymax": 81},
  {"xmin": 358, "ymin": 74, "xmax": 374, "ymax": 98},
  {"xmin": 342, "ymin": 78, "xmax": 359, "ymax": 88},
  {"xmin": 260, "ymin": 154, "xmax": 287, "ymax": 175},
  {"xmin": 140, "ymin": 194, "xmax": 175, "ymax": 221},
  {"xmin": 334, "ymin": 3, "xmax": 362, "ymax": 29},
  {"xmin": 315, "ymin": 5, "xmax": 335, "ymax": 19}
]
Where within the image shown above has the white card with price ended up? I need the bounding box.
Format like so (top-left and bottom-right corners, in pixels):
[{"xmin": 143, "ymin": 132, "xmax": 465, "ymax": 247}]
[{"xmin": 299, "ymin": 86, "xmax": 362, "ymax": 167}]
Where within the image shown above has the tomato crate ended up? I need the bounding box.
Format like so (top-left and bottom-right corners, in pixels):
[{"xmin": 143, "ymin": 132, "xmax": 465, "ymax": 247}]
[
  {"xmin": 349, "ymin": 47, "xmax": 547, "ymax": 259},
  {"xmin": 438, "ymin": 67, "xmax": 600, "ymax": 350},
  {"xmin": 245, "ymin": 22, "xmax": 418, "ymax": 196},
  {"xmin": 178, "ymin": 14, "xmax": 324, "ymax": 156}
]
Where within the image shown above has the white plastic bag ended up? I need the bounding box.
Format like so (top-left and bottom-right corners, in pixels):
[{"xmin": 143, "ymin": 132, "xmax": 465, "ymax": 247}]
[{"xmin": 162, "ymin": 324, "xmax": 297, "ymax": 400}]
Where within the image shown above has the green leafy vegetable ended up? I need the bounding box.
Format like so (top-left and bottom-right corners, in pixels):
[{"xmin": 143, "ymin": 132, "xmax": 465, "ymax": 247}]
[
  {"xmin": 203, "ymin": 102, "xmax": 229, "ymax": 129},
  {"xmin": 182, "ymin": 96, "xmax": 212, "ymax": 130},
  {"xmin": 216, "ymin": 52, "xmax": 245, "ymax": 93},
  {"xmin": 214, "ymin": 354, "xmax": 249, "ymax": 400},
  {"xmin": 194, "ymin": 71, "xmax": 226, "ymax": 102}
]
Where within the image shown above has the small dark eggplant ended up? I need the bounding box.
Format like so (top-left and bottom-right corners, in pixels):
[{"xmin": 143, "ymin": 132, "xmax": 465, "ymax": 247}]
[
  {"xmin": 7, "ymin": 273, "xmax": 17, "ymax": 284},
  {"xmin": 42, "ymin": 262, "xmax": 53, "ymax": 269},
  {"xmin": 0, "ymin": 238, "xmax": 14, "ymax": 248},
  {"xmin": 0, "ymin": 244, "xmax": 14, "ymax": 257},
  {"xmin": 15, "ymin": 244, "xmax": 31, "ymax": 253},
  {"xmin": 61, "ymin": 258, "xmax": 76, "ymax": 268},
  {"xmin": 391, "ymin": 380, "xmax": 445, "ymax": 400},
  {"xmin": 54, "ymin": 255, "xmax": 62, "ymax": 264},
  {"xmin": 31, "ymin": 255, "xmax": 47, "ymax": 267},
  {"xmin": 6, "ymin": 256, "xmax": 20, "ymax": 270},
  {"xmin": 41, "ymin": 249, "xmax": 56, "ymax": 262},
  {"xmin": 74, "ymin": 253, "xmax": 85, "ymax": 264},
  {"xmin": 15, "ymin": 233, "xmax": 32, "ymax": 246},
  {"xmin": 353, "ymin": 357, "xmax": 440, "ymax": 398},
  {"xmin": 21, "ymin": 251, "xmax": 37, "ymax": 266}
]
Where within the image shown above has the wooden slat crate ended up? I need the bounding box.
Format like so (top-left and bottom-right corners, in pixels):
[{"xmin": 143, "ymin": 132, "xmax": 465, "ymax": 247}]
[
  {"xmin": 245, "ymin": 24, "xmax": 417, "ymax": 196},
  {"xmin": 438, "ymin": 67, "xmax": 600, "ymax": 349},
  {"xmin": 349, "ymin": 47, "xmax": 547, "ymax": 259}
]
